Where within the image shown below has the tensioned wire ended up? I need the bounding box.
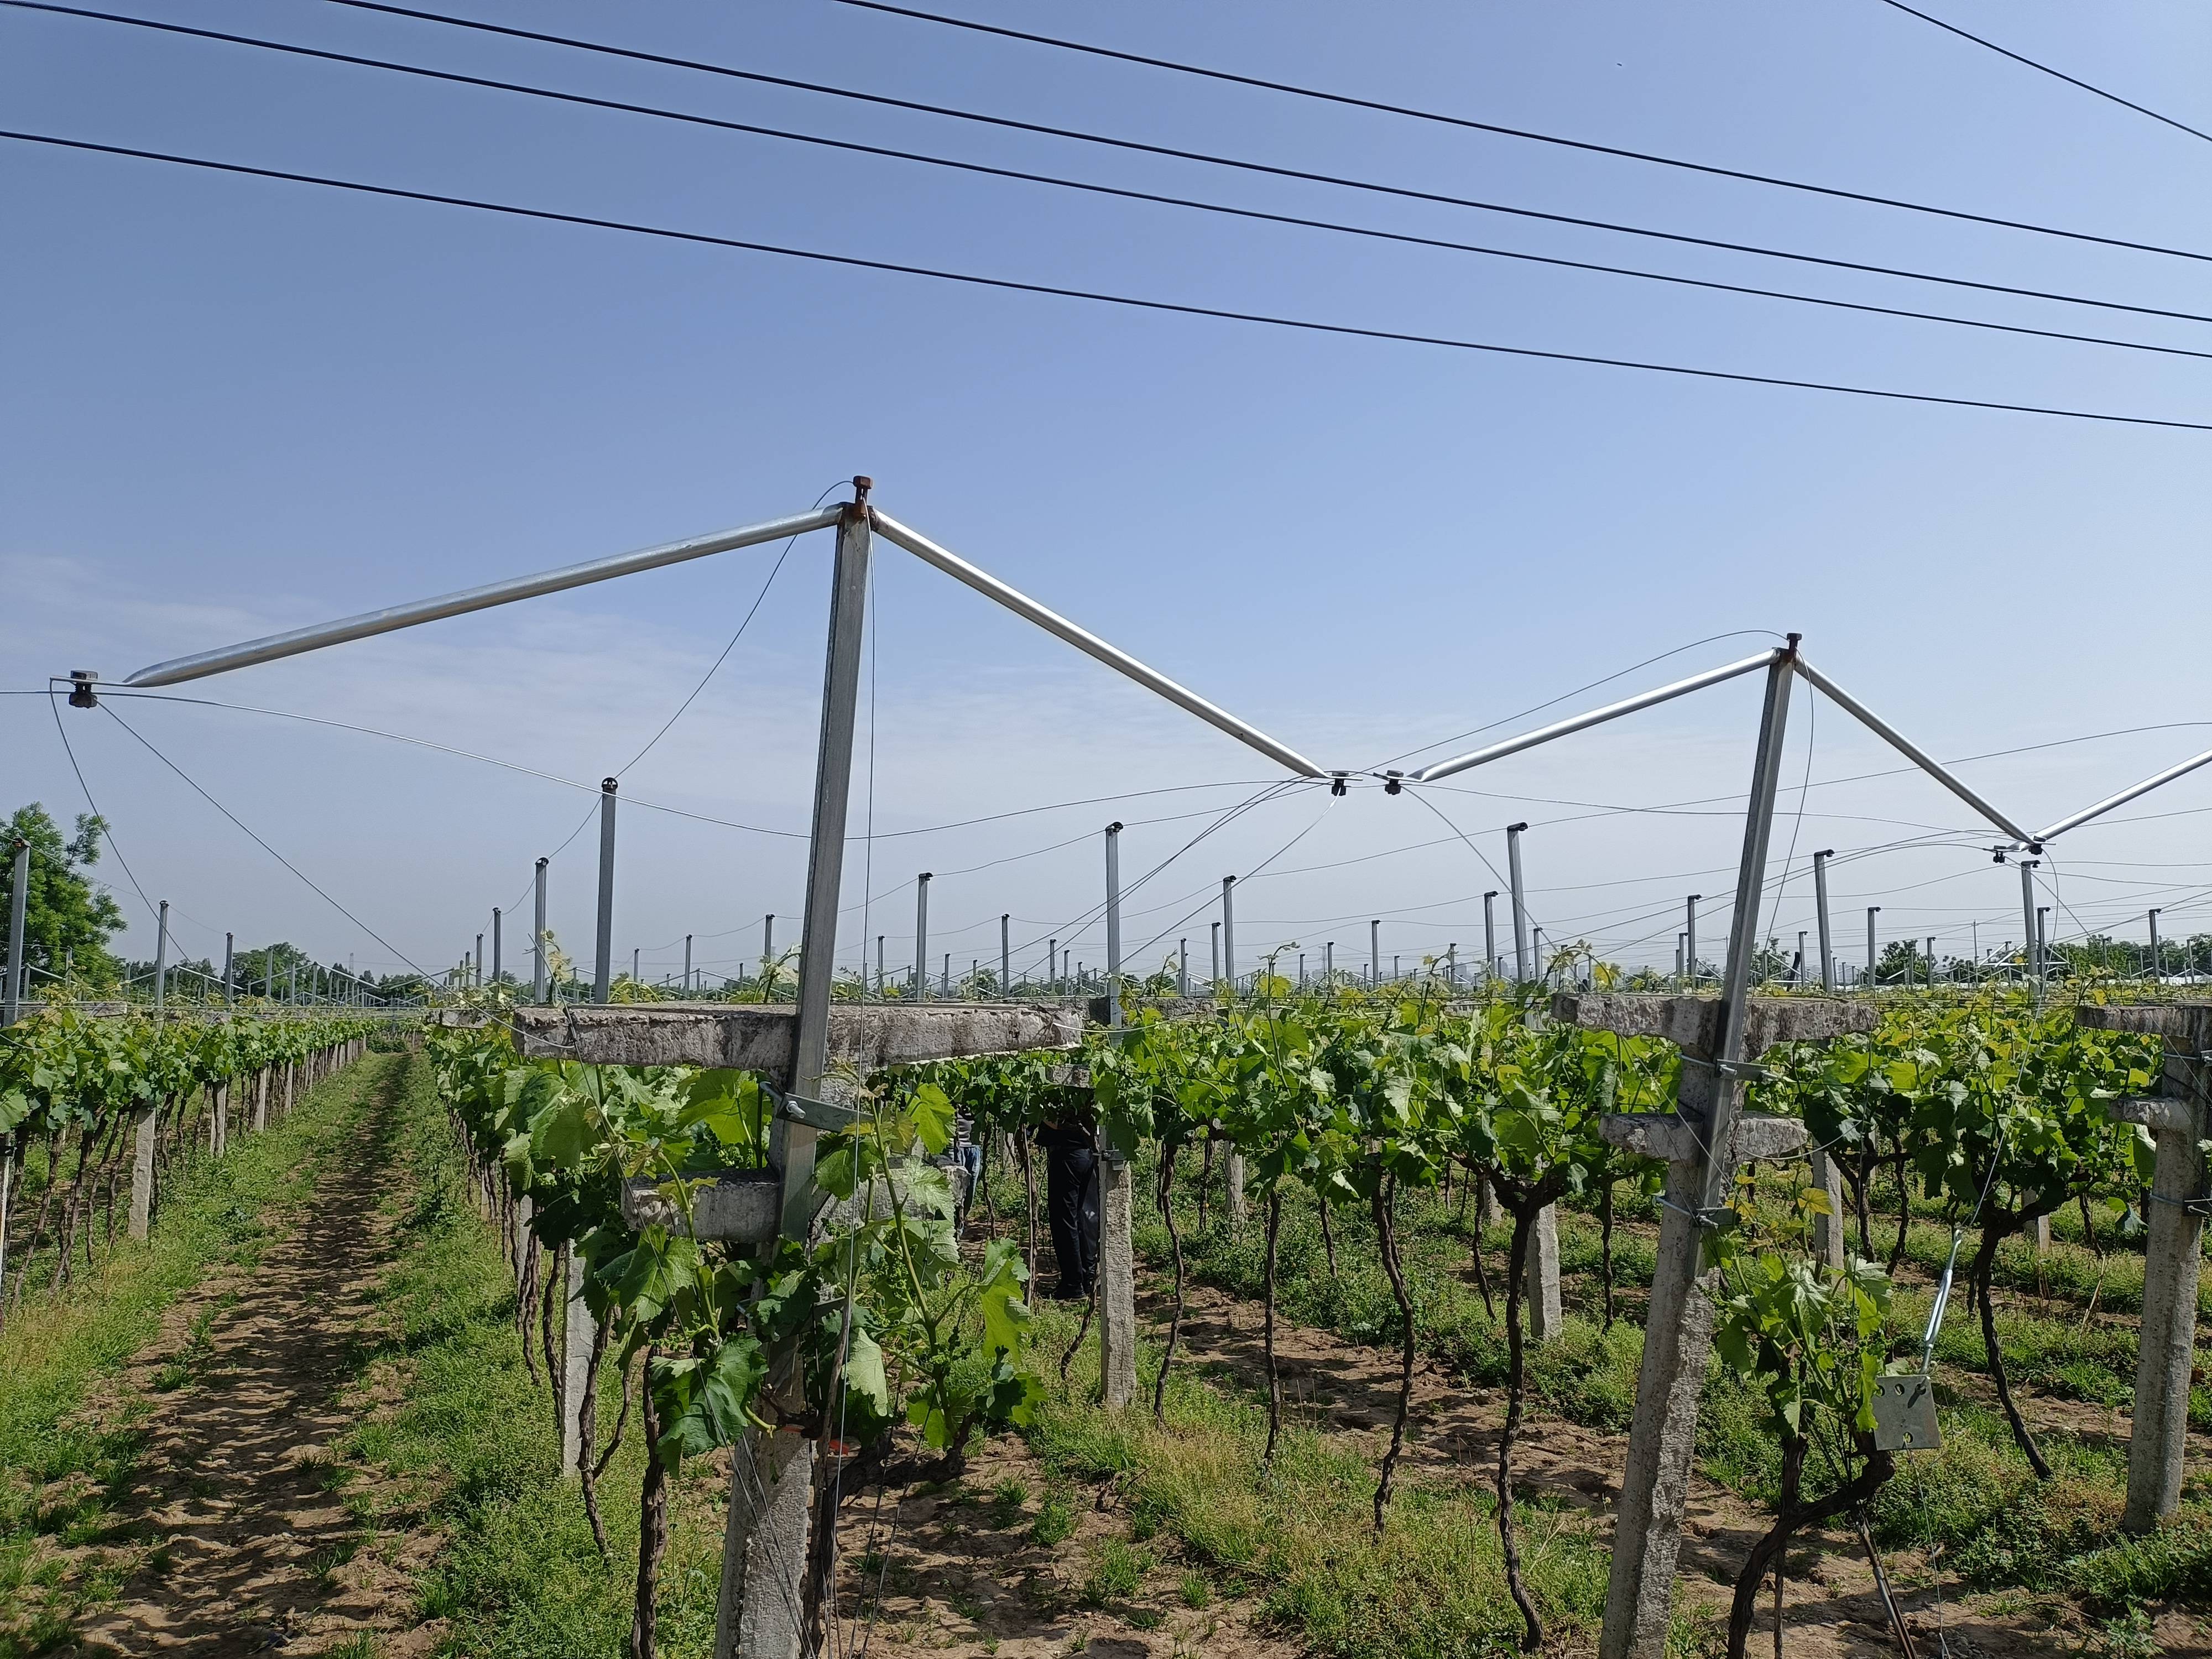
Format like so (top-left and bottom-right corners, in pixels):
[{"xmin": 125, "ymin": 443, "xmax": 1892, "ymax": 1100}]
[
  {"xmin": 255, "ymin": 0, "xmax": 2212, "ymax": 293},
  {"xmin": 20, "ymin": 7, "xmax": 2211, "ymax": 371},
  {"xmin": 9, "ymin": 129, "xmax": 2208, "ymax": 434},
  {"xmin": 834, "ymin": 0, "xmax": 2212, "ymax": 258}
]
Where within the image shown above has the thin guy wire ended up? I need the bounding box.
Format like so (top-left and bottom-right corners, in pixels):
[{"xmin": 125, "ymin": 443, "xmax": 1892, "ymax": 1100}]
[
  {"xmin": 1872, "ymin": 0, "xmax": 2212, "ymax": 147},
  {"xmin": 613, "ymin": 479, "xmax": 846, "ymax": 778},
  {"xmin": 44, "ymin": 687, "xmax": 158, "ymax": 926},
  {"xmin": 100, "ymin": 701, "xmax": 435, "ymax": 977}
]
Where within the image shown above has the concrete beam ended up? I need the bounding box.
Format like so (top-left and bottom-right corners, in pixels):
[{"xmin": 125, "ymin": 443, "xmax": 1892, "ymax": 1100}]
[
  {"xmin": 621, "ymin": 1172, "xmax": 783, "ymax": 1244},
  {"xmin": 508, "ymin": 1000, "xmax": 1081, "ymax": 1072},
  {"xmin": 2114, "ymin": 1096, "xmax": 2198, "ymax": 1135},
  {"xmin": 2073, "ymin": 1002, "xmax": 2212, "ymax": 1049},
  {"xmin": 1599, "ymin": 1110, "xmax": 1807, "ymax": 1165},
  {"xmin": 1552, "ymin": 992, "xmax": 1877, "ymax": 1058}
]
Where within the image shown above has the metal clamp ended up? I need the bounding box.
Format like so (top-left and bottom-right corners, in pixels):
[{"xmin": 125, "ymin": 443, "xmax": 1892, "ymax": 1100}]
[
  {"xmin": 1678, "ymin": 1053, "xmax": 1770, "ymax": 1082},
  {"xmin": 2143, "ymin": 1188, "xmax": 2212, "ymax": 1217},
  {"xmin": 1656, "ymin": 1194, "xmax": 1731, "ymax": 1230},
  {"xmin": 782, "ymin": 1093, "xmax": 862, "ymax": 1134}
]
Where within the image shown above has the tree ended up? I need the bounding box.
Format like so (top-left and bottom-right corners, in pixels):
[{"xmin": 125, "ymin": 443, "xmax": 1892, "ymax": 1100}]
[{"xmin": 0, "ymin": 804, "xmax": 127, "ymax": 986}]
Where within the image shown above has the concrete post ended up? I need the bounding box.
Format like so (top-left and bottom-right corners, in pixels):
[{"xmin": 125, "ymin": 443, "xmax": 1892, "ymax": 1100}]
[
  {"xmin": 1525, "ymin": 1203, "xmax": 1562, "ymax": 1343},
  {"xmin": 1559, "ymin": 993, "xmax": 1872, "ymax": 1659},
  {"xmin": 1098, "ymin": 1156, "xmax": 1137, "ymax": 1407},
  {"xmin": 1866, "ymin": 906, "xmax": 1880, "ymax": 982},
  {"xmin": 1686, "ymin": 896, "xmax": 1700, "ymax": 988},
  {"xmin": 1809, "ymin": 1145, "xmax": 1846, "ymax": 1268},
  {"xmin": 722, "ymin": 1430, "xmax": 811, "ymax": 1659},
  {"xmin": 2075, "ymin": 1003, "xmax": 2212, "ymax": 1533},
  {"xmin": 1001, "ymin": 914, "xmax": 1011, "ymax": 995},
  {"xmin": 221, "ymin": 932, "xmax": 234, "ymax": 1009},
  {"xmin": 1507, "ymin": 822, "xmax": 1530, "ymax": 980},
  {"xmin": 561, "ymin": 1245, "xmax": 598, "ymax": 1477},
  {"xmin": 1211, "ymin": 921, "xmax": 1220, "ymax": 988},
  {"xmin": 2149, "ymin": 909, "xmax": 2163, "ymax": 982},
  {"xmin": 1598, "ymin": 1105, "xmax": 1807, "ymax": 1659},
  {"xmin": 124, "ymin": 1096, "xmax": 161, "ymax": 1240},
  {"xmin": 717, "ymin": 482, "xmax": 873, "ymax": 1659},
  {"xmin": 1484, "ymin": 891, "xmax": 1498, "ymax": 984},
  {"xmin": 492, "ymin": 908, "xmax": 502, "ymax": 984},
  {"xmin": 1178, "ymin": 938, "xmax": 1188, "ymax": 997},
  {"xmin": 253, "ymin": 1068, "xmax": 269, "ymax": 1131},
  {"xmin": 2, "ymin": 838, "xmax": 25, "ymax": 1027},
  {"xmin": 1097, "ymin": 823, "xmax": 1138, "ymax": 1407},
  {"xmin": 1225, "ymin": 1150, "xmax": 1247, "ymax": 1228},
  {"xmin": 1370, "ymin": 919, "xmax": 1380, "ymax": 989}
]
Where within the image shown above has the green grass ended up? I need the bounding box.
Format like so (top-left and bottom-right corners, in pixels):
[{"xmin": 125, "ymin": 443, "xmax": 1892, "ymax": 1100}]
[
  {"xmin": 1031, "ymin": 1302, "xmax": 1611, "ymax": 1659},
  {"xmin": 0, "ymin": 1053, "xmax": 391, "ymax": 1657},
  {"xmin": 341, "ymin": 1052, "xmax": 724, "ymax": 1659}
]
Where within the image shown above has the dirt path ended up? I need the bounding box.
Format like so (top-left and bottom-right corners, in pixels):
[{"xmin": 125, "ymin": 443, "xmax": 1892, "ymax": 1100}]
[
  {"xmin": 841, "ymin": 1242, "xmax": 2212, "ymax": 1659},
  {"xmin": 76, "ymin": 1055, "xmax": 424, "ymax": 1657}
]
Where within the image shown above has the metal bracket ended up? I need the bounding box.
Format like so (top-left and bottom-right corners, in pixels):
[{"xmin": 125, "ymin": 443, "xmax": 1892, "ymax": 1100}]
[
  {"xmin": 782, "ymin": 1093, "xmax": 863, "ymax": 1134},
  {"xmin": 1871, "ymin": 1373, "xmax": 1942, "ymax": 1453},
  {"xmin": 1680, "ymin": 1053, "xmax": 1770, "ymax": 1082}
]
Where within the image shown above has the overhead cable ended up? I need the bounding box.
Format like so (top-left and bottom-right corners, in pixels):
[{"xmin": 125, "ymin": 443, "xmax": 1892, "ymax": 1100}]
[
  {"xmin": 1872, "ymin": 0, "xmax": 2212, "ymax": 147},
  {"xmin": 834, "ymin": 0, "xmax": 2212, "ymax": 261},
  {"xmin": 8, "ymin": 131, "xmax": 2208, "ymax": 432},
  {"xmin": 11, "ymin": 6, "xmax": 2210, "ymax": 358},
  {"xmin": 60, "ymin": 0, "xmax": 2202, "ymax": 328}
]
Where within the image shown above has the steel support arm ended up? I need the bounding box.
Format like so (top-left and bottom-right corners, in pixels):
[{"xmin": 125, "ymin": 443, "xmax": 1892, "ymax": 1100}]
[
  {"xmin": 2038, "ymin": 744, "xmax": 2212, "ymax": 843},
  {"xmin": 1412, "ymin": 650, "xmax": 1780, "ymax": 782},
  {"xmin": 1792, "ymin": 659, "xmax": 2035, "ymax": 844},
  {"xmin": 124, "ymin": 507, "xmax": 843, "ymax": 686},
  {"xmin": 869, "ymin": 508, "xmax": 1324, "ymax": 779}
]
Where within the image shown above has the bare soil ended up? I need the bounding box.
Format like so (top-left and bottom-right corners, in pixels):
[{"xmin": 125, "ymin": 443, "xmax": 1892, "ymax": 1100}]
[
  {"xmin": 71, "ymin": 1061, "xmax": 439, "ymax": 1657},
  {"xmin": 838, "ymin": 1255, "xmax": 2212, "ymax": 1659}
]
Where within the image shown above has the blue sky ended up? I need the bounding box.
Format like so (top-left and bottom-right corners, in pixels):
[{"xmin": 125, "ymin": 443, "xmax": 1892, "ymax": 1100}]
[{"xmin": 3, "ymin": 0, "xmax": 2208, "ymax": 988}]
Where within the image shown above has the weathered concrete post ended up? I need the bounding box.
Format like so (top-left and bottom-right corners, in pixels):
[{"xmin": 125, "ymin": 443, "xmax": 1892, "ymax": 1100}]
[
  {"xmin": 1224, "ymin": 1150, "xmax": 1248, "ymax": 1229},
  {"xmin": 719, "ymin": 482, "xmax": 873, "ymax": 1659},
  {"xmin": 2075, "ymin": 1003, "xmax": 2212, "ymax": 1533},
  {"xmin": 1098, "ymin": 823, "xmax": 1138, "ymax": 1409},
  {"xmin": 1525, "ymin": 1203, "xmax": 1563, "ymax": 1342},
  {"xmin": 253, "ymin": 1067, "xmax": 269, "ymax": 1132},
  {"xmin": 128, "ymin": 1105, "xmax": 159, "ymax": 1240},
  {"xmin": 1809, "ymin": 1145, "xmax": 1847, "ymax": 1269},
  {"xmin": 1561, "ymin": 994, "xmax": 1875, "ymax": 1659},
  {"xmin": 560, "ymin": 1245, "xmax": 598, "ymax": 1477}
]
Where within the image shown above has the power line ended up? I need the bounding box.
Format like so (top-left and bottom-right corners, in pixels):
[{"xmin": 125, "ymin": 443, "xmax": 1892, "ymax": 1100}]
[
  {"xmin": 9, "ymin": 130, "xmax": 2208, "ymax": 432},
  {"xmin": 112, "ymin": 0, "xmax": 2207, "ymax": 329},
  {"xmin": 835, "ymin": 0, "xmax": 2212, "ymax": 262},
  {"xmin": 1872, "ymin": 0, "xmax": 2212, "ymax": 147},
  {"xmin": 14, "ymin": 4, "xmax": 2212, "ymax": 360}
]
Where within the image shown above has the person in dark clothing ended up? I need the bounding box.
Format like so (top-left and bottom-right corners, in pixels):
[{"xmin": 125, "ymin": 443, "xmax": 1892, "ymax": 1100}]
[{"xmin": 1032, "ymin": 1114, "xmax": 1099, "ymax": 1300}]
